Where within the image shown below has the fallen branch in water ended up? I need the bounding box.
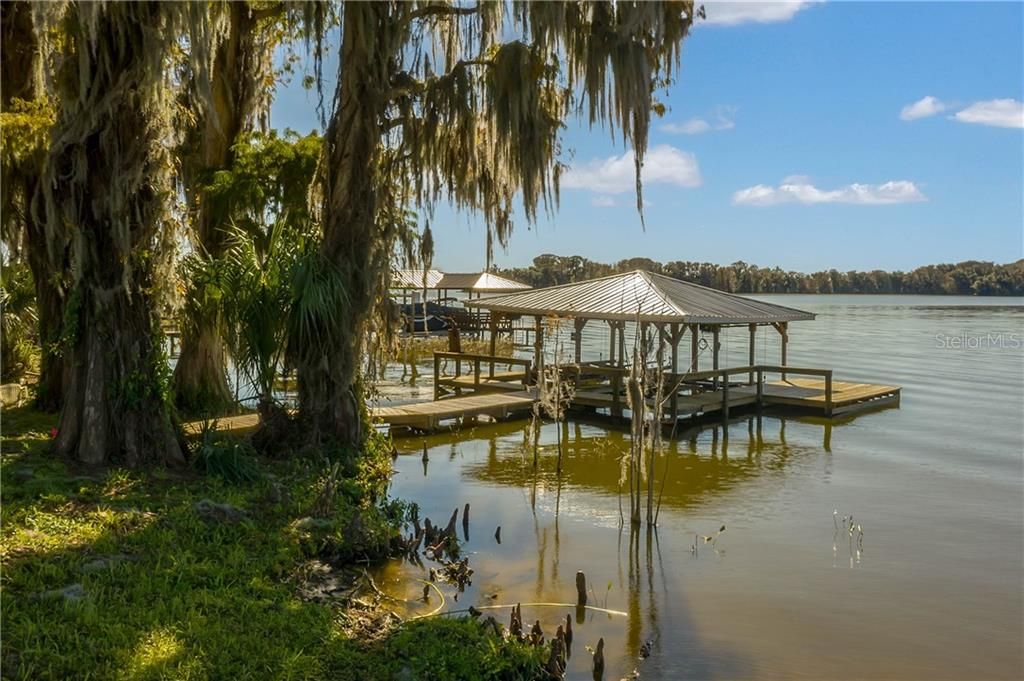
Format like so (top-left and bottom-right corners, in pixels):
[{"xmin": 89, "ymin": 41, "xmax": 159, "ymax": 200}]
[{"xmin": 419, "ymin": 601, "xmax": 629, "ymax": 618}]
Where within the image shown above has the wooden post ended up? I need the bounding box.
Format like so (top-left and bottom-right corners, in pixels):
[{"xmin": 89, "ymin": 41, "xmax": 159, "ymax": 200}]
[
  {"xmin": 712, "ymin": 326, "xmax": 720, "ymax": 388},
  {"xmin": 748, "ymin": 324, "xmax": 756, "ymax": 385},
  {"xmin": 611, "ymin": 371, "xmax": 622, "ymax": 418},
  {"xmin": 722, "ymin": 370, "xmax": 730, "ymax": 422},
  {"xmin": 575, "ymin": 571, "xmax": 588, "ymax": 606},
  {"xmin": 824, "ymin": 370, "xmax": 833, "ymax": 417},
  {"xmin": 454, "ymin": 354, "xmax": 462, "ymax": 396},
  {"xmin": 488, "ymin": 313, "xmax": 499, "ymax": 378},
  {"xmin": 573, "ymin": 317, "xmax": 587, "ymax": 364},
  {"xmin": 690, "ymin": 324, "xmax": 699, "ymax": 373},
  {"xmin": 670, "ymin": 324, "xmax": 682, "ymax": 421},
  {"xmin": 617, "ymin": 323, "xmax": 626, "ymax": 366},
  {"xmin": 609, "ymin": 321, "xmax": 616, "ymax": 366},
  {"xmin": 756, "ymin": 366, "xmax": 763, "ymax": 412},
  {"xmin": 779, "ymin": 321, "xmax": 788, "ymax": 380},
  {"xmin": 533, "ymin": 315, "xmax": 544, "ymax": 375},
  {"xmin": 433, "ymin": 353, "xmax": 442, "ymax": 400}
]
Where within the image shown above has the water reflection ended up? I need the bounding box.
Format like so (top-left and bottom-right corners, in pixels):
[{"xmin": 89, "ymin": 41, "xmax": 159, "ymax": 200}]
[
  {"xmin": 371, "ymin": 296, "xmax": 1023, "ymax": 680},
  {"xmin": 461, "ymin": 417, "xmax": 820, "ymax": 516},
  {"xmin": 374, "ymin": 417, "xmax": 832, "ymax": 679}
]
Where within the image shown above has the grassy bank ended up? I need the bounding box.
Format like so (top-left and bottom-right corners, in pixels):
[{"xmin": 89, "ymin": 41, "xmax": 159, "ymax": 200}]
[{"xmin": 0, "ymin": 407, "xmax": 545, "ymax": 680}]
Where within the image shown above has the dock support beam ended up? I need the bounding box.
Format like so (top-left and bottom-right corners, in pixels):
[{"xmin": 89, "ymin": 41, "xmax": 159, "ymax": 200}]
[
  {"xmin": 489, "ymin": 313, "xmax": 500, "ymax": 378},
  {"xmin": 689, "ymin": 324, "xmax": 699, "ymax": 373},
  {"xmin": 609, "ymin": 321, "xmax": 617, "ymax": 366},
  {"xmin": 748, "ymin": 324, "xmax": 757, "ymax": 385},
  {"xmin": 533, "ymin": 315, "xmax": 544, "ymax": 380},
  {"xmin": 780, "ymin": 322, "xmax": 788, "ymax": 380},
  {"xmin": 669, "ymin": 324, "xmax": 683, "ymax": 421},
  {"xmin": 712, "ymin": 326, "xmax": 720, "ymax": 388},
  {"xmin": 574, "ymin": 317, "xmax": 587, "ymax": 364}
]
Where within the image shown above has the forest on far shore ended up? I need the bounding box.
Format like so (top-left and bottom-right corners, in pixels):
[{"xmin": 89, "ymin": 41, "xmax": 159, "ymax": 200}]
[{"xmin": 498, "ymin": 255, "xmax": 1024, "ymax": 296}]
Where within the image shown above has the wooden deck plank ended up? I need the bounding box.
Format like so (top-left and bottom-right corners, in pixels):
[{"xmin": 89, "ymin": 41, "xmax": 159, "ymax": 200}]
[{"xmin": 370, "ymin": 390, "xmax": 537, "ymax": 427}]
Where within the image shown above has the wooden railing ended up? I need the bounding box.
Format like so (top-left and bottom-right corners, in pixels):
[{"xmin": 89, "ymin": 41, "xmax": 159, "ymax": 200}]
[
  {"xmin": 568, "ymin": 362, "xmax": 835, "ymax": 419},
  {"xmin": 662, "ymin": 364, "xmax": 834, "ymax": 418},
  {"xmin": 430, "ymin": 354, "xmax": 835, "ymax": 417},
  {"xmin": 433, "ymin": 351, "xmax": 532, "ymax": 399}
]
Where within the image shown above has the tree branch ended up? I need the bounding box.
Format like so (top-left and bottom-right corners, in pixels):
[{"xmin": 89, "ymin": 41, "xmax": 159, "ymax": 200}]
[
  {"xmin": 409, "ymin": 4, "xmax": 480, "ymax": 21},
  {"xmin": 249, "ymin": 2, "xmax": 286, "ymax": 23}
]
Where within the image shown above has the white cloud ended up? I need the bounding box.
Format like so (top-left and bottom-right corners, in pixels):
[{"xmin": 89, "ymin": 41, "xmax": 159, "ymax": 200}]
[
  {"xmin": 900, "ymin": 96, "xmax": 948, "ymax": 121},
  {"xmin": 701, "ymin": 1, "xmax": 820, "ymax": 26},
  {"xmin": 563, "ymin": 145, "xmax": 702, "ymax": 194},
  {"xmin": 953, "ymin": 99, "xmax": 1024, "ymax": 129},
  {"xmin": 662, "ymin": 106, "xmax": 736, "ymax": 135},
  {"xmin": 591, "ymin": 196, "xmax": 616, "ymax": 207},
  {"xmin": 663, "ymin": 118, "xmax": 711, "ymax": 135},
  {"xmin": 732, "ymin": 177, "xmax": 927, "ymax": 206}
]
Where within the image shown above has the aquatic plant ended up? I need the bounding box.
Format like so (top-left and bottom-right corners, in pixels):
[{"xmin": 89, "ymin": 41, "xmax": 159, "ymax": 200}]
[{"xmin": 538, "ymin": 315, "xmax": 576, "ymax": 474}]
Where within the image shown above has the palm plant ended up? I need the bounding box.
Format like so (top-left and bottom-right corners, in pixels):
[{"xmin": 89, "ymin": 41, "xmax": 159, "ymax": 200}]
[
  {"xmin": 175, "ymin": 251, "xmax": 233, "ymax": 413},
  {"xmin": 222, "ymin": 220, "xmax": 306, "ymax": 416},
  {"xmin": 0, "ymin": 256, "xmax": 38, "ymax": 382}
]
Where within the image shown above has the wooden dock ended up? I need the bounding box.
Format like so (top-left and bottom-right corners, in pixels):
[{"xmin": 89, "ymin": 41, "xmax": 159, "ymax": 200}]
[
  {"xmin": 373, "ymin": 390, "xmax": 536, "ymax": 429},
  {"xmin": 182, "ymin": 391, "xmax": 539, "ymax": 436},
  {"xmin": 184, "ymin": 360, "xmax": 899, "ymax": 436}
]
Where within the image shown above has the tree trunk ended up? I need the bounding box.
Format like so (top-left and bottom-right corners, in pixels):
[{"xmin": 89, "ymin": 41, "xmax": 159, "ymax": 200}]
[
  {"xmin": 172, "ymin": 324, "xmax": 233, "ymax": 414},
  {"xmin": 25, "ymin": 206, "xmax": 67, "ymax": 412},
  {"xmin": 1, "ymin": 1, "xmax": 67, "ymax": 411},
  {"xmin": 54, "ymin": 288, "xmax": 184, "ymax": 467},
  {"xmin": 297, "ymin": 3, "xmax": 393, "ymax": 448},
  {"xmin": 173, "ymin": 3, "xmax": 265, "ymax": 414},
  {"xmin": 45, "ymin": 2, "xmax": 185, "ymax": 466}
]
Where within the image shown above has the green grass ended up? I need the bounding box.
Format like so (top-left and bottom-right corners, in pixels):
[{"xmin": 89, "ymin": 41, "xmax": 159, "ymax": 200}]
[{"xmin": 0, "ymin": 406, "xmax": 545, "ymax": 680}]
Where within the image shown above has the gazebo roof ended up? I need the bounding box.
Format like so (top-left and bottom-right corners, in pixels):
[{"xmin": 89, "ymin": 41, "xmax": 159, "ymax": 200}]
[
  {"xmin": 436, "ymin": 272, "xmax": 532, "ymax": 293},
  {"xmin": 392, "ymin": 269, "xmax": 445, "ymax": 289},
  {"xmin": 464, "ymin": 270, "xmax": 814, "ymax": 324}
]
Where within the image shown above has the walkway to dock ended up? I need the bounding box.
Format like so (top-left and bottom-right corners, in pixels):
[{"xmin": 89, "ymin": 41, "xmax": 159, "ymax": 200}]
[
  {"xmin": 373, "ymin": 390, "xmax": 536, "ymax": 429},
  {"xmin": 182, "ymin": 390, "xmax": 540, "ymax": 436}
]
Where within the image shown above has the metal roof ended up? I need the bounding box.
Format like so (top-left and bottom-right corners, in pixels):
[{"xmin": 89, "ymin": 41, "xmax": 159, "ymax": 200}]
[
  {"xmin": 392, "ymin": 269, "xmax": 445, "ymax": 289},
  {"xmin": 464, "ymin": 270, "xmax": 815, "ymax": 324},
  {"xmin": 435, "ymin": 272, "xmax": 532, "ymax": 293}
]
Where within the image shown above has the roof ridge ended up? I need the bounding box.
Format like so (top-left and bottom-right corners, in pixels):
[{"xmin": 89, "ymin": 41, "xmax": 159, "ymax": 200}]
[
  {"xmin": 645, "ymin": 270, "xmax": 814, "ymax": 316},
  {"xmin": 637, "ymin": 270, "xmax": 688, "ymax": 318}
]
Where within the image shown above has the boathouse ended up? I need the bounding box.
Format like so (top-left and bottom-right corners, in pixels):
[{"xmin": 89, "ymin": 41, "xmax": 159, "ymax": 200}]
[{"xmin": 365, "ymin": 270, "xmax": 902, "ymax": 431}]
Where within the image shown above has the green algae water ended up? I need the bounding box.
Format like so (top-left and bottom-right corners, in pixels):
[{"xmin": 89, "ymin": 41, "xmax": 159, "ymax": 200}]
[{"xmin": 372, "ymin": 295, "xmax": 1023, "ymax": 680}]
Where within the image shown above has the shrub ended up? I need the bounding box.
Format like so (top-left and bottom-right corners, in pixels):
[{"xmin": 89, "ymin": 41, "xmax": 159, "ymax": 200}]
[{"xmin": 190, "ymin": 422, "xmax": 262, "ymax": 483}]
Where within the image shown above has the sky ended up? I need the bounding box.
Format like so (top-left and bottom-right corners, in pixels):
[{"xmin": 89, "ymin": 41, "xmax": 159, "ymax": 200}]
[{"xmin": 270, "ymin": 1, "xmax": 1024, "ymax": 273}]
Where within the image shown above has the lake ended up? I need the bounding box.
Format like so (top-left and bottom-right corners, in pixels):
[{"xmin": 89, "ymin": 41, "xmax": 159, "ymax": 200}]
[{"xmin": 372, "ymin": 295, "xmax": 1023, "ymax": 680}]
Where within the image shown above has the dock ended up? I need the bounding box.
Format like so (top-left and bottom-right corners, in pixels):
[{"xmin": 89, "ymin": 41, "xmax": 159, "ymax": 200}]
[
  {"xmin": 373, "ymin": 390, "xmax": 536, "ymax": 429},
  {"xmin": 187, "ymin": 270, "xmax": 902, "ymax": 436},
  {"xmin": 181, "ymin": 390, "xmax": 539, "ymax": 436},
  {"xmin": 183, "ymin": 370, "xmax": 898, "ymax": 436},
  {"xmin": 365, "ymin": 356, "xmax": 900, "ymax": 431}
]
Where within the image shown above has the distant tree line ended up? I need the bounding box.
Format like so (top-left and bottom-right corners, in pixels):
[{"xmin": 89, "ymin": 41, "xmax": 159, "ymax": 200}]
[{"xmin": 497, "ymin": 255, "xmax": 1024, "ymax": 296}]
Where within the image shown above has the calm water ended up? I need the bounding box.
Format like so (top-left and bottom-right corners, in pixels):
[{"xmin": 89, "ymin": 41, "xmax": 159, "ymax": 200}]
[{"xmin": 372, "ymin": 295, "xmax": 1024, "ymax": 680}]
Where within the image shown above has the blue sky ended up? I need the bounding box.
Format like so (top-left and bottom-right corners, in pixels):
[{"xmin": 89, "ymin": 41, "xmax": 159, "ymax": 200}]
[{"xmin": 271, "ymin": 1, "xmax": 1024, "ymax": 273}]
